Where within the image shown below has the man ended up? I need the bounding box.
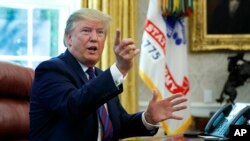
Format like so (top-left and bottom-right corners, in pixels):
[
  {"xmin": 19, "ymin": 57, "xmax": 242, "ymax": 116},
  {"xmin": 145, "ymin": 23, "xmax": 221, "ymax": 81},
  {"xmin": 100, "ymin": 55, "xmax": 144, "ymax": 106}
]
[{"xmin": 29, "ymin": 8, "xmax": 187, "ymax": 141}]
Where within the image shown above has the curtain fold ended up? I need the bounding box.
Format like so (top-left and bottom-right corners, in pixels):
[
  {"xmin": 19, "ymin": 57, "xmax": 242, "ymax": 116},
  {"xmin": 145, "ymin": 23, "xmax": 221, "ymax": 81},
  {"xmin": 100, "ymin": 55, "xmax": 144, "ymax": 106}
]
[{"xmin": 81, "ymin": 0, "xmax": 138, "ymax": 114}]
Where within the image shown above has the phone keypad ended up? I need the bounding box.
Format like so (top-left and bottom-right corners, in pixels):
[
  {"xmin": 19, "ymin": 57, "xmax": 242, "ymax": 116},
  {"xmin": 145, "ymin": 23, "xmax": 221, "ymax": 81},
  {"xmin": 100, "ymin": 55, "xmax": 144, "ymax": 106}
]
[{"xmin": 211, "ymin": 119, "xmax": 229, "ymax": 137}]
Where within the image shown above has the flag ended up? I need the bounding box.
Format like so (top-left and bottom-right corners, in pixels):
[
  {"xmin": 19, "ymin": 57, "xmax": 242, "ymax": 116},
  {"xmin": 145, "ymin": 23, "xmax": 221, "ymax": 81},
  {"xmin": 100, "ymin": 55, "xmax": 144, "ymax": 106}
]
[{"xmin": 139, "ymin": 0, "xmax": 192, "ymax": 135}]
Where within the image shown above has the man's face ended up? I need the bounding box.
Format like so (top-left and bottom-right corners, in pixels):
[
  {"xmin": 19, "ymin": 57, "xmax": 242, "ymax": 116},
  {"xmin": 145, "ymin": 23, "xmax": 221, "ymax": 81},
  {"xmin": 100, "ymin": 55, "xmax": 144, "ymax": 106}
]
[{"xmin": 66, "ymin": 19, "xmax": 107, "ymax": 67}]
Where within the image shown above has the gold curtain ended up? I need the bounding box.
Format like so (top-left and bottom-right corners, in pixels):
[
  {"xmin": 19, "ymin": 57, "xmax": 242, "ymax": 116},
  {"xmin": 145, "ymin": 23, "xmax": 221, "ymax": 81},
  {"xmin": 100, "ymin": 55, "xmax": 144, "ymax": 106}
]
[{"xmin": 81, "ymin": 0, "xmax": 138, "ymax": 113}]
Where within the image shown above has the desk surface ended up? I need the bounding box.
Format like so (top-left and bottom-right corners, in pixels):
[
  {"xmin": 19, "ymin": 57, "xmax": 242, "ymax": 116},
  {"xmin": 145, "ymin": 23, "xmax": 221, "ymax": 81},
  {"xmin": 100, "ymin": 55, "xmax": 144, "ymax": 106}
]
[{"xmin": 123, "ymin": 135, "xmax": 204, "ymax": 141}]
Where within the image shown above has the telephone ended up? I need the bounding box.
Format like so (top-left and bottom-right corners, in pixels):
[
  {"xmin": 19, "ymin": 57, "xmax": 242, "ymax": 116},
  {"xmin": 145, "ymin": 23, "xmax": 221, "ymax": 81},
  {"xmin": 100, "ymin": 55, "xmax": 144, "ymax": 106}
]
[{"xmin": 203, "ymin": 103, "xmax": 250, "ymax": 139}]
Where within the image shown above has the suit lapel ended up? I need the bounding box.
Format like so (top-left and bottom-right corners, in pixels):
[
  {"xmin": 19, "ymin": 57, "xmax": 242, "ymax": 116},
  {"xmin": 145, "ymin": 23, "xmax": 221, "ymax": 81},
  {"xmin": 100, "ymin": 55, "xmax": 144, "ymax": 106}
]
[{"xmin": 59, "ymin": 49, "xmax": 88, "ymax": 82}]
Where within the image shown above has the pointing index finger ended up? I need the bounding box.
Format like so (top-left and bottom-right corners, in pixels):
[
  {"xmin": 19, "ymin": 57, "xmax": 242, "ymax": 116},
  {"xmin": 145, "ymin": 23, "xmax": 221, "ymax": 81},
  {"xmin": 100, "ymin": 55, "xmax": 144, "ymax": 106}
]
[{"xmin": 114, "ymin": 29, "xmax": 121, "ymax": 46}]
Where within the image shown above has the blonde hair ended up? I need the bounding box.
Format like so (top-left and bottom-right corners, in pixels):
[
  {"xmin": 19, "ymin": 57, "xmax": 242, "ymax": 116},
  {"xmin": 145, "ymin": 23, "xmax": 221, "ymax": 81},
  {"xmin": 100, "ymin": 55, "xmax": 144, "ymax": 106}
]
[{"xmin": 63, "ymin": 8, "xmax": 112, "ymax": 47}]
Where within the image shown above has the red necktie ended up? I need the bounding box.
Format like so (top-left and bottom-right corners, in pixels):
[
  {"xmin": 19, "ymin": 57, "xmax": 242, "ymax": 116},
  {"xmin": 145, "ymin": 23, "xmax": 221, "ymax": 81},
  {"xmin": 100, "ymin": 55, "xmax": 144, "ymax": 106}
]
[{"xmin": 86, "ymin": 67, "xmax": 113, "ymax": 141}]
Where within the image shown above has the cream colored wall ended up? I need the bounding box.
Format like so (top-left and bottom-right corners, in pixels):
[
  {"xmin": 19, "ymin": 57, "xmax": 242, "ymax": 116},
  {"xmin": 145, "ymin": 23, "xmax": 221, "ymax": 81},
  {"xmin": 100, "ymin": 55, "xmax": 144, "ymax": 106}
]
[{"xmin": 137, "ymin": 0, "xmax": 250, "ymax": 111}]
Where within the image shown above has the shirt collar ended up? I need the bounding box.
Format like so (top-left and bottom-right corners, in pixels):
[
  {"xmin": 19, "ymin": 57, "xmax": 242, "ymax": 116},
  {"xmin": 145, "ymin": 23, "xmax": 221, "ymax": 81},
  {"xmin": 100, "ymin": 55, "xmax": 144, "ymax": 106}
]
[{"xmin": 77, "ymin": 61, "xmax": 94, "ymax": 72}]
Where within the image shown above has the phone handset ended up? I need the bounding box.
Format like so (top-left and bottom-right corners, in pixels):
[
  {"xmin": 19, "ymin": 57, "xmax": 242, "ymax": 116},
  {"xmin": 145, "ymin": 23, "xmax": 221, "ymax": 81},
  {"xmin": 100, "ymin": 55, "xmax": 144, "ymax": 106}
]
[
  {"xmin": 222, "ymin": 106, "xmax": 250, "ymax": 137},
  {"xmin": 231, "ymin": 106, "xmax": 250, "ymax": 125},
  {"xmin": 204, "ymin": 103, "xmax": 233, "ymax": 134}
]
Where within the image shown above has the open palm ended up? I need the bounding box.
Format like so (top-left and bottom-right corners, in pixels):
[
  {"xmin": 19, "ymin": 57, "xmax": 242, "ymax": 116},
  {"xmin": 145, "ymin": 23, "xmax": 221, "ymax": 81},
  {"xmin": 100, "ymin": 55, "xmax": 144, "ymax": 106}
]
[{"xmin": 144, "ymin": 90, "xmax": 187, "ymax": 125}]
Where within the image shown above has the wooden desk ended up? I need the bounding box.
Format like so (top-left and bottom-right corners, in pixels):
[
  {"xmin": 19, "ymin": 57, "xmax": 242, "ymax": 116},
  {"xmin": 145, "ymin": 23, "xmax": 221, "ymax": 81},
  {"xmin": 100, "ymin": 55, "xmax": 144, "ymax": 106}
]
[{"xmin": 123, "ymin": 135, "xmax": 204, "ymax": 141}]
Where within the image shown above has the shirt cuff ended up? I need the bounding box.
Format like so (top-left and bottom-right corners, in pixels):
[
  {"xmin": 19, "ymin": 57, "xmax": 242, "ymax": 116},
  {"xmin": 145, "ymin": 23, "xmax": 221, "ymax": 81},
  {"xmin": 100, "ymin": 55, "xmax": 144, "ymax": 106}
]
[
  {"xmin": 110, "ymin": 63, "xmax": 126, "ymax": 86},
  {"xmin": 142, "ymin": 112, "xmax": 161, "ymax": 130}
]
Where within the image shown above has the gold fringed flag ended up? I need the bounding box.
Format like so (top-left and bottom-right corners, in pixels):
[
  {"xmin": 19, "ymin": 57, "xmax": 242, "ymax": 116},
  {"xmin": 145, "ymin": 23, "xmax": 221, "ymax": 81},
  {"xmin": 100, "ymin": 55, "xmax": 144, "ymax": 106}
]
[{"xmin": 139, "ymin": 0, "xmax": 192, "ymax": 135}]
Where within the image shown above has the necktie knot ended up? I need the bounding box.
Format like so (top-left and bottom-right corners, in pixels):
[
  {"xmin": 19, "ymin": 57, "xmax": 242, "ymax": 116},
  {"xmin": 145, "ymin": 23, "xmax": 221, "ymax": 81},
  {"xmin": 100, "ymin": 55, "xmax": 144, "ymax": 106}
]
[{"xmin": 86, "ymin": 67, "xmax": 95, "ymax": 80}]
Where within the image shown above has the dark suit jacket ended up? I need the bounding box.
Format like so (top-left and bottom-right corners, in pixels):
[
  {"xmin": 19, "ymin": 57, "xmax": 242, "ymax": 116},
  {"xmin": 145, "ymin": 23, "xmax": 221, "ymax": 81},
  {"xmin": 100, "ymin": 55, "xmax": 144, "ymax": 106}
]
[{"xmin": 29, "ymin": 49, "xmax": 157, "ymax": 141}]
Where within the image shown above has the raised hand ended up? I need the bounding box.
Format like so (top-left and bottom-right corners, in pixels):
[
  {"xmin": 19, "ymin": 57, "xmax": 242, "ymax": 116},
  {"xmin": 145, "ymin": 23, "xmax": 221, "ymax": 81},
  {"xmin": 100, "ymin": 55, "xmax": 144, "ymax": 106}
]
[
  {"xmin": 144, "ymin": 90, "xmax": 188, "ymax": 124},
  {"xmin": 113, "ymin": 29, "xmax": 140, "ymax": 76}
]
